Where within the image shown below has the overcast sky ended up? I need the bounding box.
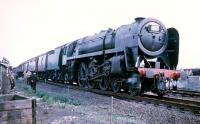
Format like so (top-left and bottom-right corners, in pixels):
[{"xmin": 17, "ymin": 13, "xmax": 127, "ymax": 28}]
[{"xmin": 0, "ymin": 0, "xmax": 200, "ymax": 68}]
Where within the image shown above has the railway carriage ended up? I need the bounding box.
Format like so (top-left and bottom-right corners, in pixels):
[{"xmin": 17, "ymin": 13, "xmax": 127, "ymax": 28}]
[
  {"xmin": 37, "ymin": 53, "xmax": 47, "ymax": 79},
  {"xmin": 17, "ymin": 44, "xmax": 69, "ymax": 82},
  {"xmin": 27, "ymin": 58, "xmax": 37, "ymax": 73}
]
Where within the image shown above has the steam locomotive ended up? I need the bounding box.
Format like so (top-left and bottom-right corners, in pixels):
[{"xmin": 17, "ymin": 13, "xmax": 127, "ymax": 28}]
[{"xmin": 16, "ymin": 17, "xmax": 180, "ymax": 97}]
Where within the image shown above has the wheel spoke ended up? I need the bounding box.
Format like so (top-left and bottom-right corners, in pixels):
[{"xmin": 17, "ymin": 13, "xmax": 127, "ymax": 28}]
[
  {"xmin": 78, "ymin": 63, "xmax": 87, "ymax": 87},
  {"xmin": 111, "ymin": 79, "xmax": 121, "ymax": 93},
  {"xmin": 87, "ymin": 60, "xmax": 98, "ymax": 89},
  {"xmin": 99, "ymin": 77, "xmax": 110, "ymax": 91},
  {"xmin": 87, "ymin": 81, "xmax": 96, "ymax": 89}
]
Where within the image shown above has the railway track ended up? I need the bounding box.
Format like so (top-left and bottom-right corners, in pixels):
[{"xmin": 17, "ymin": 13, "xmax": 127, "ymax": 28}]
[
  {"xmin": 41, "ymin": 81, "xmax": 200, "ymax": 114},
  {"xmin": 168, "ymin": 89, "xmax": 200, "ymax": 97}
]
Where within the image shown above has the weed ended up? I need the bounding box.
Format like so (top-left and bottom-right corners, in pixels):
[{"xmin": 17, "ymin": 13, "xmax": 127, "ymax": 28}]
[{"xmin": 15, "ymin": 80, "xmax": 80, "ymax": 106}]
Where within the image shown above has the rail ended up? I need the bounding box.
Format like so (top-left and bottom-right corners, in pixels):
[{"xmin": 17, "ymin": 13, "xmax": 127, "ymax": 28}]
[{"xmin": 41, "ymin": 81, "xmax": 200, "ymax": 114}]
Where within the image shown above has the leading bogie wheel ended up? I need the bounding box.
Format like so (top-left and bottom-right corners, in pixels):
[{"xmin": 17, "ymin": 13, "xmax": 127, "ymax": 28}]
[
  {"xmin": 156, "ymin": 75, "xmax": 166, "ymax": 98},
  {"xmin": 129, "ymin": 87, "xmax": 141, "ymax": 96}
]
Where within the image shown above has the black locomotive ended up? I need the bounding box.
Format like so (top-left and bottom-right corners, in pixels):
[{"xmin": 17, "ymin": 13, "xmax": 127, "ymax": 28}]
[{"xmin": 16, "ymin": 17, "xmax": 180, "ymax": 96}]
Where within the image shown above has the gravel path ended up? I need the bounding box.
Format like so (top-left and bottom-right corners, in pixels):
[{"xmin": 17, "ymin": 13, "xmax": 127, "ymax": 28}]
[{"xmin": 15, "ymin": 80, "xmax": 200, "ymax": 124}]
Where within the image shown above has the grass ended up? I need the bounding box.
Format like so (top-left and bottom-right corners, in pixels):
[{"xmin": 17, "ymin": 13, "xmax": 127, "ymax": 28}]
[{"xmin": 15, "ymin": 79, "xmax": 80, "ymax": 106}]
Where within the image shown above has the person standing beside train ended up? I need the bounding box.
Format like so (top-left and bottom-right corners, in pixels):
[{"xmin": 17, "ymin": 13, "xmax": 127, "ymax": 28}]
[
  {"xmin": 23, "ymin": 71, "xmax": 27, "ymax": 84},
  {"xmin": 8, "ymin": 67, "xmax": 15, "ymax": 90},
  {"xmin": 29, "ymin": 72, "xmax": 38, "ymax": 93},
  {"xmin": 26, "ymin": 71, "xmax": 32, "ymax": 85}
]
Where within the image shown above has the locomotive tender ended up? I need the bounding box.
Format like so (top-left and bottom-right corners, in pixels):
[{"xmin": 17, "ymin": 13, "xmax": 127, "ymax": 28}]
[{"xmin": 16, "ymin": 17, "xmax": 180, "ymax": 96}]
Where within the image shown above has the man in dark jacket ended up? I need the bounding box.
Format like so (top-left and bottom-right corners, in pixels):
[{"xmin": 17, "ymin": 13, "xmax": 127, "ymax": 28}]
[
  {"xmin": 9, "ymin": 70, "xmax": 15, "ymax": 90},
  {"xmin": 29, "ymin": 73, "xmax": 38, "ymax": 93}
]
